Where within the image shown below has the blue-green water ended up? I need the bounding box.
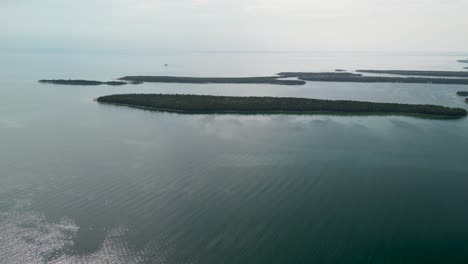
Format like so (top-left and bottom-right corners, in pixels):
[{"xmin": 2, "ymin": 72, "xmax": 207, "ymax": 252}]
[{"xmin": 1, "ymin": 50, "xmax": 468, "ymax": 263}]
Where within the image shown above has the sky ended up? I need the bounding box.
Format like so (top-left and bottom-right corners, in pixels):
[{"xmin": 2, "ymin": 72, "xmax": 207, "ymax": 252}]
[{"xmin": 1, "ymin": 0, "xmax": 468, "ymax": 52}]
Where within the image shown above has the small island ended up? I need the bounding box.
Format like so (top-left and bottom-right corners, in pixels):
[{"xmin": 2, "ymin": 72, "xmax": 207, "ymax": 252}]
[
  {"xmin": 356, "ymin": 70, "xmax": 468, "ymax": 78},
  {"xmin": 458, "ymin": 59, "xmax": 468, "ymax": 63},
  {"xmin": 39, "ymin": 79, "xmax": 130, "ymax": 86},
  {"xmin": 96, "ymin": 94, "xmax": 468, "ymax": 118},
  {"xmin": 457, "ymin": 91, "xmax": 468, "ymax": 96},
  {"xmin": 277, "ymin": 72, "xmax": 468, "ymax": 85},
  {"xmin": 118, "ymin": 76, "xmax": 306, "ymax": 85}
]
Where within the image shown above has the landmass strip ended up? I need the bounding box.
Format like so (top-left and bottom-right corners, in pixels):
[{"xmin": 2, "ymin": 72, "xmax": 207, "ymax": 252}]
[
  {"xmin": 38, "ymin": 79, "xmax": 141, "ymax": 86},
  {"xmin": 118, "ymin": 76, "xmax": 305, "ymax": 85},
  {"xmin": 277, "ymin": 72, "xmax": 468, "ymax": 85},
  {"xmin": 356, "ymin": 70, "xmax": 468, "ymax": 78},
  {"xmin": 121, "ymin": 72, "xmax": 468, "ymax": 85},
  {"xmin": 96, "ymin": 94, "xmax": 467, "ymax": 118},
  {"xmin": 40, "ymin": 77, "xmax": 305, "ymax": 86}
]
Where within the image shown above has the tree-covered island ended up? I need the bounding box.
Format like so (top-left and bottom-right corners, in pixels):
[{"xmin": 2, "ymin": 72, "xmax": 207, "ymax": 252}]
[
  {"xmin": 356, "ymin": 70, "xmax": 468, "ymax": 78},
  {"xmin": 96, "ymin": 94, "xmax": 468, "ymax": 118},
  {"xmin": 277, "ymin": 72, "xmax": 468, "ymax": 85},
  {"xmin": 118, "ymin": 76, "xmax": 306, "ymax": 85},
  {"xmin": 39, "ymin": 79, "xmax": 130, "ymax": 86}
]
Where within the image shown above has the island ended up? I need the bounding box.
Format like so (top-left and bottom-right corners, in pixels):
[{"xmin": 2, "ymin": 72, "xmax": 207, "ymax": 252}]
[
  {"xmin": 40, "ymin": 70, "xmax": 468, "ymax": 87},
  {"xmin": 457, "ymin": 91, "xmax": 468, "ymax": 96},
  {"xmin": 356, "ymin": 70, "xmax": 468, "ymax": 78},
  {"xmin": 96, "ymin": 94, "xmax": 468, "ymax": 118},
  {"xmin": 458, "ymin": 60, "xmax": 468, "ymax": 63},
  {"xmin": 277, "ymin": 72, "xmax": 362, "ymax": 78},
  {"xmin": 39, "ymin": 79, "xmax": 130, "ymax": 86},
  {"xmin": 277, "ymin": 72, "xmax": 468, "ymax": 85},
  {"xmin": 118, "ymin": 76, "xmax": 306, "ymax": 85}
]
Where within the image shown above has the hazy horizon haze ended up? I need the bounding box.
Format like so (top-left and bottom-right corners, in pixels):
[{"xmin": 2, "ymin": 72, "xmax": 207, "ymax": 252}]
[{"xmin": 2, "ymin": 0, "xmax": 468, "ymax": 52}]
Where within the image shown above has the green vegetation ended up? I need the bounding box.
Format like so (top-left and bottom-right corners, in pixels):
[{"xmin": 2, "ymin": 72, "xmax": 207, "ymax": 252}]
[
  {"xmin": 118, "ymin": 76, "xmax": 306, "ymax": 85},
  {"xmin": 457, "ymin": 91, "xmax": 468, "ymax": 96},
  {"xmin": 357, "ymin": 70, "xmax": 468, "ymax": 78},
  {"xmin": 39, "ymin": 79, "xmax": 129, "ymax": 86},
  {"xmin": 277, "ymin": 73, "xmax": 468, "ymax": 85},
  {"xmin": 96, "ymin": 94, "xmax": 467, "ymax": 118}
]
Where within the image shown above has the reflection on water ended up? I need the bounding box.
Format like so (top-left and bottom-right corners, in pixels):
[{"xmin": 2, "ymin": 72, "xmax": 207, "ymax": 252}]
[{"xmin": 1, "ymin": 51, "xmax": 468, "ymax": 263}]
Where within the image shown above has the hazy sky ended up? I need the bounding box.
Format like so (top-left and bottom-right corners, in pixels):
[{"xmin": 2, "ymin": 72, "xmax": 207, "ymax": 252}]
[{"xmin": 2, "ymin": 0, "xmax": 468, "ymax": 51}]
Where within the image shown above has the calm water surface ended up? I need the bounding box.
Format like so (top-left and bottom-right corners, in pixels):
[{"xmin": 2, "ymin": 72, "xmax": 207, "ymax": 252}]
[{"xmin": 1, "ymin": 50, "xmax": 468, "ymax": 263}]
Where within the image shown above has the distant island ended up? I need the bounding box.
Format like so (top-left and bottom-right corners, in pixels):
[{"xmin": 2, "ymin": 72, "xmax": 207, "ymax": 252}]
[
  {"xmin": 118, "ymin": 76, "xmax": 306, "ymax": 85},
  {"xmin": 96, "ymin": 94, "xmax": 468, "ymax": 118},
  {"xmin": 277, "ymin": 72, "xmax": 468, "ymax": 85},
  {"xmin": 458, "ymin": 59, "xmax": 468, "ymax": 63},
  {"xmin": 40, "ymin": 69, "xmax": 468, "ymax": 87},
  {"xmin": 356, "ymin": 70, "xmax": 468, "ymax": 78},
  {"xmin": 277, "ymin": 72, "xmax": 362, "ymax": 78},
  {"xmin": 39, "ymin": 79, "xmax": 131, "ymax": 86},
  {"xmin": 457, "ymin": 91, "xmax": 468, "ymax": 96}
]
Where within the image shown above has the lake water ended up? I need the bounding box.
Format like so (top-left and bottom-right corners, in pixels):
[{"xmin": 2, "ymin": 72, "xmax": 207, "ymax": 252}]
[{"xmin": 1, "ymin": 50, "xmax": 468, "ymax": 263}]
